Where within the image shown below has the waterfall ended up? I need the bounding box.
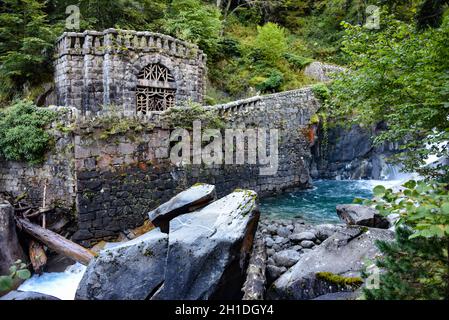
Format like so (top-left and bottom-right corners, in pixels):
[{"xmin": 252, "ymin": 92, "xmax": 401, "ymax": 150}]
[{"xmin": 17, "ymin": 263, "xmax": 86, "ymax": 300}]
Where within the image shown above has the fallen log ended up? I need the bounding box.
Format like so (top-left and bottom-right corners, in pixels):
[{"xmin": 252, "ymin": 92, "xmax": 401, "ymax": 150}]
[
  {"xmin": 29, "ymin": 240, "xmax": 47, "ymax": 274},
  {"xmin": 17, "ymin": 218, "xmax": 95, "ymax": 265}
]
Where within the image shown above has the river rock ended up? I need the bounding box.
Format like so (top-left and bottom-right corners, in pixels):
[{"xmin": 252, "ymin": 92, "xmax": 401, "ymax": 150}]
[
  {"xmin": 265, "ymin": 237, "xmax": 274, "ymax": 247},
  {"xmin": 290, "ymin": 231, "xmax": 316, "ymax": 243},
  {"xmin": 277, "ymin": 226, "xmax": 292, "ymax": 238},
  {"xmin": 273, "ymin": 250, "xmax": 301, "ymax": 268},
  {"xmin": 336, "ymin": 204, "xmax": 390, "ymax": 229},
  {"xmin": 151, "ymin": 190, "xmax": 260, "ymax": 300},
  {"xmin": 300, "ymin": 240, "xmax": 315, "ymax": 249},
  {"xmin": 75, "ymin": 228, "xmax": 168, "ymax": 300},
  {"xmin": 0, "ymin": 290, "xmax": 60, "ymax": 300},
  {"xmin": 314, "ymin": 224, "xmax": 346, "ymax": 241},
  {"xmin": 0, "ymin": 203, "xmax": 27, "ymax": 275},
  {"xmin": 274, "ymin": 236, "xmax": 288, "ymax": 245},
  {"xmin": 148, "ymin": 183, "xmax": 216, "ymax": 233},
  {"xmin": 267, "ymin": 265, "xmax": 287, "ymax": 283},
  {"xmin": 267, "ymin": 226, "xmax": 394, "ymax": 300}
]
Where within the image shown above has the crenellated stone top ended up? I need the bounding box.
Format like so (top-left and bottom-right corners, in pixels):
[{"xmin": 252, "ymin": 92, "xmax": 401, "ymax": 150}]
[{"xmin": 54, "ymin": 28, "xmax": 206, "ymax": 62}]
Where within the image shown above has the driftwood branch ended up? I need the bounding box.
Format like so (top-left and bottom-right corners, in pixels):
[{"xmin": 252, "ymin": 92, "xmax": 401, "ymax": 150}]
[{"xmin": 17, "ymin": 217, "xmax": 95, "ymax": 265}]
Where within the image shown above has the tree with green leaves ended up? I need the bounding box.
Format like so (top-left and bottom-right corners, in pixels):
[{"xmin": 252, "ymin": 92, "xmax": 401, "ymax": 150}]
[
  {"xmin": 163, "ymin": 0, "xmax": 222, "ymax": 57},
  {"xmin": 327, "ymin": 12, "xmax": 449, "ymax": 179},
  {"xmin": 359, "ymin": 180, "xmax": 449, "ymax": 299},
  {"xmin": 0, "ymin": 0, "xmax": 58, "ymax": 104},
  {"xmin": 363, "ymin": 226, "xmax": 448, "ymax": 300}
]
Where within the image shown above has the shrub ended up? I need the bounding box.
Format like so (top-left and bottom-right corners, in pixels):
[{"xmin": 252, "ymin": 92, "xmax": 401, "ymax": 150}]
[
  {"xmin": 312, "ymin": 83, "xmax": 331, "ymax": 102},
  {"xmin": 363, "ymin": 227, "xmax": 448, "ymax": 300},
  {"xmin": 357, "ymin": 180, "xmax": 449, "ymax": 300},
  {"xmin": 253, "ymin": 22, "xmax": 288, "ymax": 65},
  {"xmin": 0, "ymin": 260, "xmax": 31, "ymax": 292},
  {"xmin": 254, "ymin": 70, "xmax": 284, "ymax": 93},
  {"xmin": 0, "ymin": 100, "xmax": 57, "ymax": 163},
  {"xmin": 163, "ymin": 0, "xmax": 222, "ymax": 57},
  {"xmin": 161, "ymin": 101, "xmax": 225, "ymax": 129},
  {"xmin": 284, "ymin": 53, "xmax": 313, "ymax": 70}
]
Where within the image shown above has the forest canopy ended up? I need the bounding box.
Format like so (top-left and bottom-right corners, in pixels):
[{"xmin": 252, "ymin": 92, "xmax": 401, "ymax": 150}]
[{"xmin": 1, "ymin": 0, "xmax": 448, "ymax": 105}]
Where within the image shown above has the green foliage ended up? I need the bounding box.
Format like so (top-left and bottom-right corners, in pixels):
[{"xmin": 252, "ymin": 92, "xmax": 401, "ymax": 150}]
[
  {"xmin": 326, "ymin": 13, "xmax": 449, "ymax": 178},
  {"xmin": 366, "ymin": 180, "xmax": 449, "ymax": 239},
  {"xmin": 253, "ymin": 22, "xmax": 288, "ymax": 65},
  {"xmin": 163, "ymin": 0, "xmax": 222, "ymax": 57},
  {"xmin": 161, "ymin": 101, "xmax": 225, "ymax": 129},
  {"xmin": 358, "ymin": 180, "xmax": 449, "ymax": 300},
  {"xmin": 0, "ymin": 100, "xmax": 57, "ymax": 163},
  {"xmin": 284, "ymin": 53, "xmax": 313, "ymax": 70},
  {"xmin": 0, "ymin": 0, "xmax": 58, "ymax": 103},
  {"xmin": 0, "ymin": 260, "xmax": 31, "ymax": 292},
  {"xmin": 363, "ymin": 226, "xmax": 448, "ymax": 300},
  {"xmin": 254, "ymin": 70, "xmax": 284, "ymax": 93},
  {"xmin": 76, "ymin": 0, "xmax": 169, "ymax": 31},
  {"xmin": 312, "ymin": 83, "xmax": 331, "ymax": 102}
]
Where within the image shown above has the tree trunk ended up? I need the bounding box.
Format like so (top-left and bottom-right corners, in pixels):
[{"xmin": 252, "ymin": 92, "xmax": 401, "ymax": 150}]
[{"xmin": 17, "ymin": 218, "xmax": 95, "ymax": 265}]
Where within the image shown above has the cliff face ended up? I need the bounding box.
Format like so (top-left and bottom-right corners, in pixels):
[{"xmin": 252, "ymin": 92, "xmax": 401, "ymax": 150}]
[{"xmin": 310, "ymin": 122, "xmax": 401, "ymax": 180}]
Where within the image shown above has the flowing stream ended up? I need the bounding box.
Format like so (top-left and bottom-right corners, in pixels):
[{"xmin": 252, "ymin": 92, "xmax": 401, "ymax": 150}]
[
  {"xmin": 17, "ymin": 176, "xmax": 414, "ymax": 300},
  {"xmin": 259, "ymin": 179, "xmax": 406, "ymax": 223}
]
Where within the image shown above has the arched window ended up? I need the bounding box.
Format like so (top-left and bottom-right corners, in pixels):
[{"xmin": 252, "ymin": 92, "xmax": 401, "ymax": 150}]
[{"xmin": 136, "ymin": 63, "xmax": 176, "ymax": 113}]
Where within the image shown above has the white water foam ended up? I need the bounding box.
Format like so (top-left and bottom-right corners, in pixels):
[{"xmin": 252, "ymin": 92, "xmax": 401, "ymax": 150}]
[{"xmin": 17, "ymin": 263, "xmax": 86, "ymax": 300}]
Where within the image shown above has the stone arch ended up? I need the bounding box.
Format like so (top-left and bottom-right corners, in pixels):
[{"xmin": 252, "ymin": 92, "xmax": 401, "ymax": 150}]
[{"xmin": 124, "ymin": 54, "xmax": 182, "ymax": 113}]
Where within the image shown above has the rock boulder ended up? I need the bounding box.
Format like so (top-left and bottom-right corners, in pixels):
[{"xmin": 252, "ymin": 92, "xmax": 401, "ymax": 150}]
[
  {"xmin": 148, "ymin": 183, "xmax": 216, "ymax": 233},
  {"xmin": 267, "ymin": 226, "xmax": 394, "ymax": 300},
  {"xmin": 336, "ymin": 204, "xmax": 390, "ymax": 229},
  {"xmin": 152, "ymin": 190, "xmax": 260, "ymax": 300},
  {"xmin": 75, "ymin": 228, "xmax": 168, "ymax": 300}
]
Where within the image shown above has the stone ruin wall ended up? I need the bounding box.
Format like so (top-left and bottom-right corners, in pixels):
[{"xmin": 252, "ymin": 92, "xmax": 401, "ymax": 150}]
[
  {"xmin": 0, "ymin": 88, "xmax": 320, "ymax": 243},
  {"xmin": 54, "ymin": 29, "xmax": 206, "ymax": 112},
  {"xmin": 0, "ymin": 108, "xmax": 76, "ymax": 210}
]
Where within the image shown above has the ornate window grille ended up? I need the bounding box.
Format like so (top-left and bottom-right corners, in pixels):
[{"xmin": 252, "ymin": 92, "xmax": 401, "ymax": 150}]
[{"xmin": 136, "ymin": 64, "xmax": 176, "ymax": 113}]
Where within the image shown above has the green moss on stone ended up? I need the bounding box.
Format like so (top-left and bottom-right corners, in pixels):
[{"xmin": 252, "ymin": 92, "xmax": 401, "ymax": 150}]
[{"xmin": 316, "ymin": 272, "xmax": 363, "ymax": 287}]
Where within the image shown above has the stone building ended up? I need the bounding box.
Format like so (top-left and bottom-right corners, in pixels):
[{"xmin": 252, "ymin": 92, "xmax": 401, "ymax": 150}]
[{"xmin": 54, "ymin": 29, "xmax": 207, "ymax": 113}]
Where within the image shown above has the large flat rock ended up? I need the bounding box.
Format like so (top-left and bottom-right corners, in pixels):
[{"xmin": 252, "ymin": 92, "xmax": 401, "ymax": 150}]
[
  {"xmin": 267, "ymin": 226, "xmax": 394, "ymax": 300},
  {"xmin": 75, "ymin": 228, "xmax": 168, "ymax": 300},
  {"xmin": 337, "ymin": 204, "xmax": 389, "ymax": 228},
  {"xmin": 152, "ymin": 190, "xmax": 260, "ymax": 300},
  {"xmin": 148, "ymin": 183, "xmax": 216, "ymax": 232}
]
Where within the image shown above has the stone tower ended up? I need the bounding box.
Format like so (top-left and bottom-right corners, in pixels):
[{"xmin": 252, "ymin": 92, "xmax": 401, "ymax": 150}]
[{"xmin": 54, "ymin": 29, "xmax": 207, "ymax": 113}]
